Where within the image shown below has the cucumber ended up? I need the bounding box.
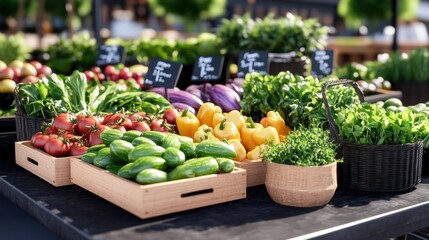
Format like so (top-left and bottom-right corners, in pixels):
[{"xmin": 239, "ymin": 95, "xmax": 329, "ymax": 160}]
[
  {"xmin": 136, "ymin": 169, "xmax": 168, "ymax": 185},
  {"xmin": 215, "ymin": 158, "xmax": 235, "ymax": 173},
  {"xmin": 195, "ymin": 140, "xmax": 237, "ymax": 158},
  {"xmin": 131, "ymin": 136, "xmax": 156, "ymax": 147},
  {"xmin": 87, "ymin": 144, "xmax": 106, "ymax": 154},
  {"xmin": 141, "ymin": 131, "xmax": 167, "ymax": 145},
  {"xmin": 128, "ymin": 145, "xmax": 166, "ymax": 162},
  {"xmin": 184, "ymin": 156, "xmax": 214, "ymax": 165},
  {"xmin": 117, "ymin": 156, "xmax": 167, "ymax": 179},
  {"xmin": 171, "ymin": 133, "xmax": 193, "ymax": 143},
  {"xmin": 180, "ymin": 140, "xmax": 196, "ymax": 159},
  {"xmin": 93, "ymin": 147, "xmax": 114, "ymax": 169},
  {"xmin": 168, "ymin": 157, "xmax": 219, "ymax": 180},
  {"xmin": 121, "ymin": 130, "xmax": 142, "ymax": 142},
  {"xmin": 106, "ymin": 163, "xmax": 124, "ymax": 174},
  {"xmin": 161, "ymin": 134, "xmax": 181, "ymax": 149},
  {"xmin": 162, "ymin": 147, "xmax": 186, "ymax": 168},
  {"xmin": 81, "ymin": 152, "xmax": 96, "ymax": 164},
  {"xmin": 100, "ymin": 129, "xmax": 124, "ymax": 146},
  {"xmin": 110, "ymin": 139, "xmax": 135, "ymax": 164}
]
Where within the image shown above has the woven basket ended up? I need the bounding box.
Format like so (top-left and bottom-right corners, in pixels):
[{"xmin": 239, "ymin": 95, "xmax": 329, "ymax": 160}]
[
  {"xmin": 322, "ymin": 79, "xmax": 423, "ymax": 192},
  {"xmin": 265, "ymin": 162, "xmax": 337, "ymax": 207}
]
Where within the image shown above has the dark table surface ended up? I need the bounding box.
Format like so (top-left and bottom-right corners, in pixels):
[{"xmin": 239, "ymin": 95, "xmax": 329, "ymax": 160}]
[{"xmin": 1, "ymin": 154, "xmax": 429, "ymax": 240}]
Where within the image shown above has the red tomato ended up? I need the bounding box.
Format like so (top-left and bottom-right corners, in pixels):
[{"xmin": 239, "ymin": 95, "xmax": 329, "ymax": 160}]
[
  {"xmin": 31, "ymin": 132, "xmax": 51, "ymax": 149},
  {"xmin": 69, "ymin": 143, "xmax": 89, "ymax": 156},
  {"xmin": 61, "ymin": 130, "xmax": 77, "ymax": 140},
  {"xmin": 120, "ymin": 118, "xmax": 133, "ymax": 130},
  {"xmin": 88, "ymin": 125, "xmax": 110, "ymax": 146},
  {"xmin": 128, "ymin": 113, "xmax": 143, "ymax": 122},
  {"xmin": 53, "ymin": 113, "xmax": 74, "ymax": 131},
  {"xmin": 103, "ymin": 113, "xmax": 123, "ymax": 125},
  {"xmin": 44, "ymin": 138, "xmax": 70, "ymax": 157},
  {"xmin": 111, "ymin": 124, "xmax": 126, "ymax": 132},
  {"xmin": 102, "ymin": 113, "xmax": 113, "ymax": 125},
  {"xmin": 132, "ymin": 121, "xmax": 151, "ymax": 132},
  {"xmin": 150, "ymin": 119, "xmax": 168, "ymax": 132},
  {"xmin": 77, "ymin": 115, "xmax": 99, "ymax": 135},
  {"xmin": 163, "ymin": 108, "xmax": 179, "ymax": 125},
  {"xmin": 44, "ymin": 126, "xmax": 58, "ymax": 135}
]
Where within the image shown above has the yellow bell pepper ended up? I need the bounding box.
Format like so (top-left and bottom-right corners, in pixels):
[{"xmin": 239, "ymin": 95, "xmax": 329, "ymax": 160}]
[
  {"xmin": 196, "ymin": 102, "xmax": 222, "ymax": 127},
  {"xmin": 228, "ymin": 139, "xmax": 246, "ymax": 162},
  {"xmin": 240, "ymin": 117, "xmax": 263, "ymax": 152},
  {"xmin": 253, "ymin": 126, "xmax": 280, "ymax": 146},
  {"xmin": 212, "ymin": 112, "xmax": 226, "ymax": 129},
  {"xmin": 224, "ymin": 110, "xmax": 246, "ymax": 130},
  {"xmin": 214, "ymin": 119, "xmax": 241, "ymax": 141},
  {"xmin": 247, "ymin": 145, "xmax": 262, "ymax": 160},
  {"xmin": 176, "ymin": 109, "xmax": 200, "ymax": 138},
  {"xmin": 193, "ymin": 124, "xmax": 218, "ymax": 143},
  {"xmin": 260, "ymin": 111, "xmax": 291, "ymax": 136}
]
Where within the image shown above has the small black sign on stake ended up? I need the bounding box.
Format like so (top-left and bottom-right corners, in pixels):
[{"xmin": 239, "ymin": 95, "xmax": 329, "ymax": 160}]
[
  {"xmin": 311, "ymin": 50, "xmax": 334, "ymax": 78},
  {"xmin": 145, "ymin": 58, "xmax": 183, "ymax": 101},
  {"xmin": 95, "ymin": 45, "xmax": 126, "ymax": 67},
  {"xmin": 191, "ymin": 56, "xmax": 224, "ymax": 81},
  {"xmin": 237, "ymin": 51, "xmax": 269, "ymax": 78}
]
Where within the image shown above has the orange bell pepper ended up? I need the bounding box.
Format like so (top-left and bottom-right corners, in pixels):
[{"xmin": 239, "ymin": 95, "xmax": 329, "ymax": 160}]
[
  {"xmin": 240, "ymin": 117, "xmax": 263, "ymax": 152},
  {"xmin": 176, "ymin": 109, "xmax": 200, "ymax": 138},
  {"xmin": 214, "ymin": 119, "xmax": 241, "ymax": 141},
  {"xmin": 260, "ymin": 111, "xmax": 291, "ymax": 136},
  {"xmin": 253, "ymin": 126, "xmax": 280, "ymax": 146},
  {"xmin": 224, "ymin": 110, "xmax": 246, "ymax": 130},
  {"xmin": 228, "ymin": 139, "xmax": 246, "ymax": 162},
  {"xmin": 193, "ymin": 124, "xmax": 218, "ymax": 143},
  {"xmin": 196, "ymin": 102, "xmax": 222, "ymax": 127}
]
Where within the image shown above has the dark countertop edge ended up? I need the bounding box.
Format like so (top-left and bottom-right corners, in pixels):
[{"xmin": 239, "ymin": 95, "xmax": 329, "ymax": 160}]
[
  {"xmin": 0, "ymin": 176, "xmax": 92, "ymax": 240},
  {"xmin": 292, "ymin": 200, "xmax": 429, "ymax": 240}
]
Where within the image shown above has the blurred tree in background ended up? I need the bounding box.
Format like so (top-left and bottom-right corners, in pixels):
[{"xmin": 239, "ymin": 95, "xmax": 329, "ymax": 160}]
[{"xmin": 148, "ymin": 0, "xmax": 226, "ymax": 32}]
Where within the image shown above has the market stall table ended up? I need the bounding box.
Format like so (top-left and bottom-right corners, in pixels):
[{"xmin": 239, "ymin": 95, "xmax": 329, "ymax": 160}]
[{"xmin": 1, "ymin": 156, "xmax": 429, "ymax": 240}]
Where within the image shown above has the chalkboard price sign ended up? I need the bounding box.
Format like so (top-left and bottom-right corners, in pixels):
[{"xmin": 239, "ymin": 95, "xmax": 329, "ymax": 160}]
[
  {"xmin": 144, "ymin": 58, "xmax": 183, "ymax": 88},
  {"xmin": 311, "ymin": 50, "xmax": 334, "ymax": 77},
  {"xmin": 95, "ymin": 45, "xmax": 126, "ymax": 67},
  {"xmin": 191, "ymin": 56, "xmax": 224, "ymax": 81},
  {"xmin": 237, "ymin": 51, "xmax": 269, "ymax": 77}
]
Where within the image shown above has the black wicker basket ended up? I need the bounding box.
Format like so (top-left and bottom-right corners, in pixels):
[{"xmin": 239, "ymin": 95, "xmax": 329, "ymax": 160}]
[{"xmin": 322, "ymin": 79, "xmax": 423, "ymax": 192}]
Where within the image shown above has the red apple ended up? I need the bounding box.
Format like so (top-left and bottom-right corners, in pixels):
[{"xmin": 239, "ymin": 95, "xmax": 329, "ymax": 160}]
[
  {"xmin": 20, "ymin": 75, "xmax": 39, "ymax": 84},
  {"xmin": 95, "ymin": 72, "xmax": 105, "ymax": 82},
  {"xmin": 84, "ymin": 71, "xmax": 94, "ymax": 81},
  {"xmin": 119, "ymin": 67, "xmax": 132, "ymax": 80},
  {"xmin": 104, "ymin": 65, "xmax": 117, "ymax": 76},
  {"xmin": 0, "ymin": 67, "xmax": 14, "ymax": 80},
  {"xmin": 91, "ymin": 66, "xmax": 102, "ymax": 73},
  {"xmin": 0, "ymin": 60, "xmax": 6, "ymax": 71},
  {"xmin": 29, "ymin": 61, "xmax": 43, "ymax": 71},
  {"xmin": 38, "ymin": 65, "xmax": 52, "ymax": 76},
  {"xmin": 110, "ymin": 73, "xmax": 120, "ymax": 82},
  {"xmin": 21, "ymin": 63, "xmax": 38, "ymax": 77},
  {"xmin": 10, "ymin": 67, "xmax": 21, "ymax": 80}
]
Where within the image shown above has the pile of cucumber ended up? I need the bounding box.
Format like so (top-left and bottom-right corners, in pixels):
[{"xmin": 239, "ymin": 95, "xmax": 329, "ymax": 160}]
[{"xmin": 81, "ymin": 129, "xmax": 237, "ymax": 185}]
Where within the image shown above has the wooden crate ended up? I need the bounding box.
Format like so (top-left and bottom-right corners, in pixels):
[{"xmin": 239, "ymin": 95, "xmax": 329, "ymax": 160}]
[
  {"xmin": 234, "ymin": 159, "xmax": 267, "ymax": 187},
  {"xmin": 70, "ymin": 158, "xmax": 247, "ymax": 219},
  {"xmin": 15, "ymin": 141, "xmax": 73, "ymax": 187}
]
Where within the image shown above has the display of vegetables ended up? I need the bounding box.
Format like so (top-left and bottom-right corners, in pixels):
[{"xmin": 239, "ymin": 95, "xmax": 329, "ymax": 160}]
[
  {"xmin": 335, "ymin": 102, "xmax": 429, "ymax": 145},
  {"xmin": 241, "ymin": 71, "xmax": 360, "ymax": 129},
  {"xmin": 81, "ymin": 129, "xmax": 236, "ymax": 185},
  {"xmin": 16, "ymin": 70, "xmax": 171, "ymax": 119}
]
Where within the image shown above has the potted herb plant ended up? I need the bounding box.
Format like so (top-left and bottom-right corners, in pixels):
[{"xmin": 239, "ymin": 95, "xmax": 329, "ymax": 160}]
[
  {"xmin": 216, "ymin": 14, "xmax": 328, "ymax": 76},
  {"xmin": 262, "ymin": 125, "xmax": 338, "ymax": 207}
]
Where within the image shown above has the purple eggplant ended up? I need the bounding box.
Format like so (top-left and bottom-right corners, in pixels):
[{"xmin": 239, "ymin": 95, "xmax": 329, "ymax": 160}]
[
  {"xmin": 168, "ymin": 89, "xmax": 204, "ymax": 110},
  {"xmin": 230, "ymin": 82, "xmax": 243, "ymax": 98},
  {"xmin": 232, "ymin": 78, "xmax": 244, "ymax": 87},
  {"xmin": 172, "ymin": 102, "xmax": 196, "ymax": 115},
  {"xmin": 209, "ymin": 84, "xmax": 241, "ymax": 112},
  {"xmin": 146, "ymin": 87, "xmax": 180, "ymax": 97}
]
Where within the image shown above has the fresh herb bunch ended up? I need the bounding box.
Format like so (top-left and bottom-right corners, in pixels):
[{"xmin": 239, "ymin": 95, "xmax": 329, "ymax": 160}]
[
  {"xmin": 0, "ymin": 33, "xmax": 31, "ymax": 64},
  {"xmin": 333, "ymin": 62, "xmax": 379, "ymax": 81},
  {"xmin": 262, "ymin": 125, "xmax": 337, "ymax": 166},
  {"xmin": 240, "ymin": 72, "xmax": 360, "ymax": 129},
  {"xmin": 217, "ymin": 13, "xmax": 328, "ymax": 56},
  {"xmin": 335, "ymin": 103, "xmax": 429, "ymax": 145},
  {"xmin": 45, "ymin": 32, "xmax": 97, "ymax": 75},
  {"xmin": 377, "ymin": 48, "xmax": 429, "ymax": 83}
]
